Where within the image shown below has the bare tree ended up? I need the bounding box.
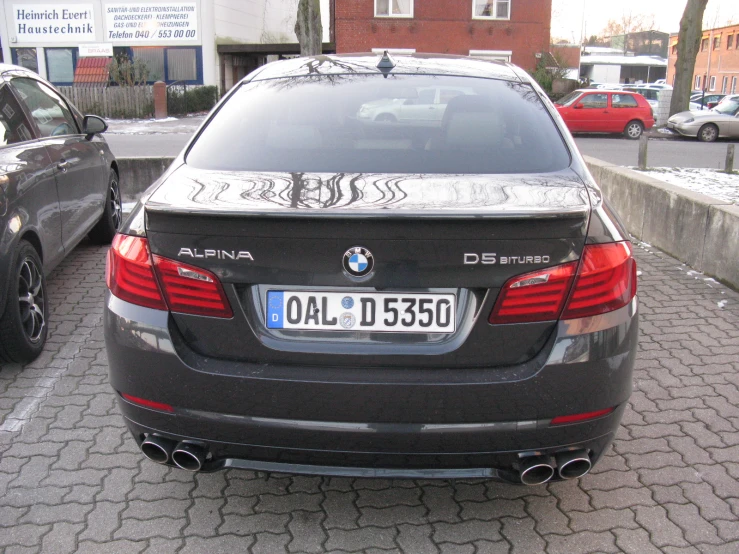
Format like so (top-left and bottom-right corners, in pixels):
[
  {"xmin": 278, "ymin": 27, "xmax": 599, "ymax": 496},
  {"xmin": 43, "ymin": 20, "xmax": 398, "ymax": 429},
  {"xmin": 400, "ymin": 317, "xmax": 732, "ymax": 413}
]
[
  {"xmin": 295, "ymin": 0, "xmax": 322, "ymax": 56},
  {"xmin": 669, "ymin": 0, "xmax": 709, "ymax": 117}
]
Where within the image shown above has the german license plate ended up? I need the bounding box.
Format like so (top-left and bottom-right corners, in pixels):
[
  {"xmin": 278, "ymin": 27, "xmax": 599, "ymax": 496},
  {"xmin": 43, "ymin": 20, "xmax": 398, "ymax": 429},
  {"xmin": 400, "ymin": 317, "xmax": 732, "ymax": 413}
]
[{"xmin": 266, "ymin": 291, "xmax": 456, "ymax": 333}]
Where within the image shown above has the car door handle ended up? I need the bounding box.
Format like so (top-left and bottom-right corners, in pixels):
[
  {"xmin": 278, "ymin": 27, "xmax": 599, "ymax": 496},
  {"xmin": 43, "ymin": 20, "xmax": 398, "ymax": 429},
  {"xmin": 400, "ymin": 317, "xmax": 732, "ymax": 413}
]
[{"xmin": 57, "ymin": 160, "xmax": 70, "ymax": 171}]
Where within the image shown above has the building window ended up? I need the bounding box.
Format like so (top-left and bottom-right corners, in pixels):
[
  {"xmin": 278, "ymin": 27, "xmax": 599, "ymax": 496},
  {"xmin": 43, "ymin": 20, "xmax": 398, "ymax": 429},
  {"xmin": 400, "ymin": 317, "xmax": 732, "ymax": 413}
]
[
  {"xmin": 671, "ymin": 44, "xmax": 677, "ymax": 55},
  {"xmin": 694, "ymin": 75, "xmax": 701, "ymax": 89},
  {"xmin": 713, "ymin": 36, "xmax": 720, "ymax": 49},
  {"xmin": 473, "ymin": 0, "xmax": 510, "ymax": 19},
  {"xmin": 133, "ymin": 47, "xmax": 165, "ymax": 82},
  {"xmin": 469, "ymin": 50, "xmax": 512, "ymax": 62},
  {"xmin": 45, "ymin": 48, "xmax": 78, "ymax": 85},
  {"xmin": 167, "ymin": 49, "xmax": 197, "ymax": 81},
  {"xmin": 701, "ymin": 38, "xmax": 708, "ymax": 51},
  {"xmin": 130, "ymin": 47, "xmax": 202, "ymax": 84},
  {"xmin": 375, "ymin": 0, "xmax": 413, "ymax": 17},
  {"xmin": 722, "ymin": 76, "xmax": 728, "ymax": 93},
  {"xmin": 732, "ymin": 77, "xmax": 737, "ymax": 94},
  {"xmin": 728, "ymin": 35, "xmax": 734, "ymax": 49},
  {"xmin": 709, "ymin": 75, "xmax": 716, "ymax": 91},
  {"xmin": 11, "ymin": 48, "xmax": 38, "ymax": 73}
]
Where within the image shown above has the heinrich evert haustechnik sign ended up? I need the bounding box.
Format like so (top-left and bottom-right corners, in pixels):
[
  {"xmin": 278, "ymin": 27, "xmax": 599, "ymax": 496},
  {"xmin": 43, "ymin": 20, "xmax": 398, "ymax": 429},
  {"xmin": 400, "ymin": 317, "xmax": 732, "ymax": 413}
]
[{"xmin": 12, "ymin": 4, "xmax": 95, "ymax": 43}]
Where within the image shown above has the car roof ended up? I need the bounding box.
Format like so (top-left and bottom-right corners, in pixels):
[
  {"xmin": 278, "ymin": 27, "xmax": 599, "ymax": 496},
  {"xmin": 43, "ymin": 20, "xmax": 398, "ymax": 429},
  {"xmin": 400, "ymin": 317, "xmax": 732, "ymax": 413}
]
[
  {"xmin": 247, "ymin": 53, "xmax": 525, "ymax": 84},
  {"xmin": 0, "ymin": 62, "xmax": 37, "ymax": 76},
  {"xmin": 574, "ymin": 89, "xmax": 636, "ymax": 94}
]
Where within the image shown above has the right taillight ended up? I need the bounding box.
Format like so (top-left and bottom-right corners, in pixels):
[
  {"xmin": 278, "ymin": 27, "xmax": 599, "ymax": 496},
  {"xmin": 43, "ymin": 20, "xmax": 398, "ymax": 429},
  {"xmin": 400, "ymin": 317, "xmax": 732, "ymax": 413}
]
[
  {"xmin": 561, "ymin": 241, "xmax": 636, "ymax": 320},
  {"xmin": 489, "ymin": 241, "xmax": 636, "ymax": 324},
  {"xmin": 106, "ymin": 234, "xmax": 233, "ymax": 318}
]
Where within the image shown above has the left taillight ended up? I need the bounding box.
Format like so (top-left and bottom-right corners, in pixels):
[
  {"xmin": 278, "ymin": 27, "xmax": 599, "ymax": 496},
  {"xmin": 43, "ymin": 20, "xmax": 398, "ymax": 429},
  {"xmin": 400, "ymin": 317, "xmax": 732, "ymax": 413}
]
[
  {"xmin": 106, "ymin": 234, "xmax": 233, "ymax": 318},
  {"xmin": 106, "ymin": 234, "xmax": 167, "ymax": 310},
  {"xmin": 152, "ymin": 256, "xmax": 233, "ymax": 318}
]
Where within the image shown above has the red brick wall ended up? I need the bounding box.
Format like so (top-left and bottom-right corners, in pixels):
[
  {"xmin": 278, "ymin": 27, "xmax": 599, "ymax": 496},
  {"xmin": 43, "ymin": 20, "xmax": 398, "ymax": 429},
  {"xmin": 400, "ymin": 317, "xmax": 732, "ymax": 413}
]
[
  {"xmin": 667, "ymin": 24, "xmax": 739, "ymax": 93},
  {"xmin": 335, "ymin": 0, "xmax": 552, "ymax": 71}
]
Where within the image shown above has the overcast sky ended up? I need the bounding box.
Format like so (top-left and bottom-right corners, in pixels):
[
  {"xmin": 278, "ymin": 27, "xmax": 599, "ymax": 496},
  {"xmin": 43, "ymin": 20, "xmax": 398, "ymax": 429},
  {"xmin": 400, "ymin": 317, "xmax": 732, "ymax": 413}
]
[{"xmin": 551, "ymin": 0, "xmax": 739, "ymax": 44}]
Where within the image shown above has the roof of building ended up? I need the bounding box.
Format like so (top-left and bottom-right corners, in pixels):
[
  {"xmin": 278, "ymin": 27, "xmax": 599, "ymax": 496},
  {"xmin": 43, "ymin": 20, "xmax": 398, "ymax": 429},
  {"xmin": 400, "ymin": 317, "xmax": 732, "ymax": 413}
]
[
  {"xmin": 580, "ymin": 55, "xmax": 667, "ymax": 67},
  {"xmin": 74, "ymin": 57, "xmax": 109, "ymax": 87},
  {"xmin": 249, "ymin": 53, "xmax": 524, "ymax": 83}
]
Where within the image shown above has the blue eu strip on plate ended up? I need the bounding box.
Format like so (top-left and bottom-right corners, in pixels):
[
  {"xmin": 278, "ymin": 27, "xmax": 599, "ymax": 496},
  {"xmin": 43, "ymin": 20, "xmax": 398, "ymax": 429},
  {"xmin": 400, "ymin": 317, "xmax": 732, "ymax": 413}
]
[{"xmin": 266, "ymin": 291, "xmax": 284, "ymax": 329}]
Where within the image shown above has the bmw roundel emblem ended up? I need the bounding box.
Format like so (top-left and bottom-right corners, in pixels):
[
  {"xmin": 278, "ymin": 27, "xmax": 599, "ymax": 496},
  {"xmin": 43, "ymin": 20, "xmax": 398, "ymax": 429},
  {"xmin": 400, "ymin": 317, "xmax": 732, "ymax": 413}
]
[{"xmin": 343, "ymin": 246, "xmax": 374, "ymax": 277}]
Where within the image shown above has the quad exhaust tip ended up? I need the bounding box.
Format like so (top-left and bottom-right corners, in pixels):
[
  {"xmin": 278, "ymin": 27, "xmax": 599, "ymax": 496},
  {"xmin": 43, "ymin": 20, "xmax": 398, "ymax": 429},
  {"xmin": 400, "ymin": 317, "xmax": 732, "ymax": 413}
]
[
  {"xmin": 172, "ymin": 442, "xmax": 206, "ymax": 471},
  {"xmin": 556, "ymin": 449, "xmax": 592, "ymax": 480},
  {"xmin": 141, "ymin": 435, "xmax": 175, "ymax": 464},
  {"xmin": 519, "ymin": 456, "xmax": 555, "ymax": 485}
]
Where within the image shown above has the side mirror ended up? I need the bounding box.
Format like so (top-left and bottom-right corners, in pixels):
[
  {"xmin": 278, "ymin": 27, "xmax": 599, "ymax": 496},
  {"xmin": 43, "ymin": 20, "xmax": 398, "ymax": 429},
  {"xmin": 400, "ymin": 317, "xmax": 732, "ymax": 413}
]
[
  {"xmin": 573, "ymin": 104, "xmax": 583, "ymax": 109},
  {"xmin": 83, "ymin": 115, "xmax": 107, "ymax": 140}
]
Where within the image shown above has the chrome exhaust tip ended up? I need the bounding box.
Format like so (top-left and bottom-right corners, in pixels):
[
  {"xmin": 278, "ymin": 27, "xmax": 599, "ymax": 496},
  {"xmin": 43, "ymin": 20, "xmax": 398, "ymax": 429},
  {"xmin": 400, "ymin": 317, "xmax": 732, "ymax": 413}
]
[
  {"xmin": 141, "ymin": 435, "xmax": 175, "ymax": 464},
  {"xmin": 556, "ymin": 449, "xmax": 592, "ymax": 480},
  {"xmin": 519, "ymin": 456, "xmax": 555, "ymax": 485},
  {"xmin": 171, "ymin": 442, "xmax": 206, "ymax": 471}
]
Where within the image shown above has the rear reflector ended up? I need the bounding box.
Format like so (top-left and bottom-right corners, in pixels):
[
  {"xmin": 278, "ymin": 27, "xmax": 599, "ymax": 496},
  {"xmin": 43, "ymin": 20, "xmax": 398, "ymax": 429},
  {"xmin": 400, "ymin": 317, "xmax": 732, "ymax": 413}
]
[
  {"xmin": 121, "ymin": 393, "xmax": 174, "ymax": 413},
  {"xmin": 107, "ymin": 235, "xmax": 167, "ymax": 311},
  {"xmin": 153, "ymin": 256, "xmax": 233, "ymax": 318},
  {"xmin": 489, "ymin": 241, "xmax": 636, "ymax": 325},
  {"xmin": 551, "ymin": 407, "xmax": 615, "ymax": 425},
  {"xmin": 106, "ymin": 234, "xmax": 233, "ymax": 318},
  {"xmin": 489, "ymin": 262, "xmax": 577, "ymax": 324}
]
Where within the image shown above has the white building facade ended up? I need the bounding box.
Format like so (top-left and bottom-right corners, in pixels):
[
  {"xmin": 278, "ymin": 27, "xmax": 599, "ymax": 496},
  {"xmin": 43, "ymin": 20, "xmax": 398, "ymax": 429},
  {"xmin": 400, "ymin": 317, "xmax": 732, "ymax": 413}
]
[{"xmin": 0, "ymin": 0, "xmax": 331, "ymax": 89}]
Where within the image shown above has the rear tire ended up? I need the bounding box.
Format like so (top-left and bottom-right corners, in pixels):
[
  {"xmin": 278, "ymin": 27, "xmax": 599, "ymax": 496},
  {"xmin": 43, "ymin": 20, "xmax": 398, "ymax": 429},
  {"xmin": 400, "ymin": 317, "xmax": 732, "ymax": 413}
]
[
  {"xmin": 624, "ymin": 120, "xmax": 644, "ymax": 140},
  {"xmin": 88, "ymin": 169, "xmax": 122, "ymax": 245},
  {"xmin": 697, "ymin": 123, "xmax": 718, "ymax": 143},
  {"xmin": 0, "ymin": 241, "xmax": 48, "ymax": 364}
]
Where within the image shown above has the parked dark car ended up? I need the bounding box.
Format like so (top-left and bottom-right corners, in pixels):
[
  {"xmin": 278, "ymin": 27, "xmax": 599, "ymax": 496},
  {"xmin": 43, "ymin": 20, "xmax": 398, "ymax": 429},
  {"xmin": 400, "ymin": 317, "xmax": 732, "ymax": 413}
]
[
  {"xmin": 0, "ymin": 64, "xmax": 119, "ymax": 363},
  {"xmin": 105, "ymin": 54, "xmax": 638, "ymax": 485},
  {"xmin": 554, "ymin": 89, "xmax": 655, "ymax": 139}
]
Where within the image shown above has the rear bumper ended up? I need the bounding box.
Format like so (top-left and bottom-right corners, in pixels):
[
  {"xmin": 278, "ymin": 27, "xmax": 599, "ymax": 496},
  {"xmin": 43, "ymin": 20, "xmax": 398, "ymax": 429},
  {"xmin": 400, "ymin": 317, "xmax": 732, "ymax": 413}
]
[{"xmin": 105, "ymin": 292, "xmax": 637, "ymax": 480}]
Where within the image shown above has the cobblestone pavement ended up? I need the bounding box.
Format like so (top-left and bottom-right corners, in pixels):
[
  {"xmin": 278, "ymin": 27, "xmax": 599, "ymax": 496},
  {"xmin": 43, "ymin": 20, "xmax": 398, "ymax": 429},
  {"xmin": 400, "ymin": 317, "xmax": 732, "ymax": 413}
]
[{"xmin": 1, "ymin": 241, "xmax": 738, "ymax": 554}]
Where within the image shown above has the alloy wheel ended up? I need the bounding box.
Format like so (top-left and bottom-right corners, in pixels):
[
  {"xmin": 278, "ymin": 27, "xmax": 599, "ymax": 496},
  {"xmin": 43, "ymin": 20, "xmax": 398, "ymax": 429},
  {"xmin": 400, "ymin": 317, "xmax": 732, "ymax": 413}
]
[
  {"xmin": 110, "ymin": 178, "xmax": 123, "ymax": 230},
  {"xmin": 627, "ymin": 123, "xmax": 642, "ymax": 139},
  {"xmin": 17, "ymin": 257, "xmax": 45, "ymax": 343},
  {"xmin": 700, "ymin": 125, "xmax": 717, "ymax": 142}
]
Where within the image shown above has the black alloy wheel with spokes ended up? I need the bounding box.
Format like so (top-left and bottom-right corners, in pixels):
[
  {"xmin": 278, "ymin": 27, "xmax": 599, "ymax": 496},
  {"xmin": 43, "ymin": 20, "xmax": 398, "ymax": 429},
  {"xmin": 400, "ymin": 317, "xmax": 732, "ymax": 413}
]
[
  {"xmin": 89, "ymin": 168, "xmax": 123, "ymax": 244},
  {"xmin": 0, "ymin": 241, "xmax": 48, "ymax": 364}
]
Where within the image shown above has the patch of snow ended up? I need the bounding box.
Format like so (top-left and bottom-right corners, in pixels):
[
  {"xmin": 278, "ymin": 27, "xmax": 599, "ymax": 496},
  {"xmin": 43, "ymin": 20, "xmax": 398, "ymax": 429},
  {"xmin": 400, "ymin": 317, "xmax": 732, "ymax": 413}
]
[
  {"xmin": 686, "ymin": 270, "xmax": 703, "ymax": 277},
  {"xmin": 636, "ymin": 270, "xmax": 643, "ymax": 276},
  {"xmin": 704, "ymin": 277, "xmax": 719, "ymax": 284},
  {"xmin": 657, "ymin": 128, "xmax": 674, "ymax": 135},
  {"xmin": 718, "ymin": 300, "xmax": 728, "ymax": 309},
  {"xmin": 636, "ymin": 167, "xmax": 738, "ymax": 205}
]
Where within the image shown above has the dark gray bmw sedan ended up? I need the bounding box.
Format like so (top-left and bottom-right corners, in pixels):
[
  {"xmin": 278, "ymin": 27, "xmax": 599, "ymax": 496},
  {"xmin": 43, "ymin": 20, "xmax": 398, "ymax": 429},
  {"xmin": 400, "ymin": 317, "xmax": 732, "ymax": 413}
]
[{"xmin": 105, "ymin": 54, "xmax": 638, "ymax": 485}]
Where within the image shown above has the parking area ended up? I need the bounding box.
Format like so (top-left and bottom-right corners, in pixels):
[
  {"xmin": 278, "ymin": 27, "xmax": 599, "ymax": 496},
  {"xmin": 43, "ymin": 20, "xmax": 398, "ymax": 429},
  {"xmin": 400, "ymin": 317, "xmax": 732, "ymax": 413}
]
[{"xmin": 0, "ymin": 241, "xmax": 738, "ymax": 553}]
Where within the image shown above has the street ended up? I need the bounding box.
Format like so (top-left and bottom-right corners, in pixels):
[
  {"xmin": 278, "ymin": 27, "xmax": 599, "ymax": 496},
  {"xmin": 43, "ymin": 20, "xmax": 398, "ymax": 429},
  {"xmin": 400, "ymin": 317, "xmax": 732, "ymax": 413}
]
[
  {"xmin": 104, "ymin": 120, "xmax": 739, "ymax": 169},
  {"xmin": 0, "ymin": 241, "xmax": 737, "ymax": 552}
]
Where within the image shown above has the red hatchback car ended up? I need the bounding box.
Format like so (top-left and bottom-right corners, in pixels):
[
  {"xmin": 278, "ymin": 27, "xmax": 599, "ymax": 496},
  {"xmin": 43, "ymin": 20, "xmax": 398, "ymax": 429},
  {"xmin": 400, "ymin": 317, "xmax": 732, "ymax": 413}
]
[{"xmin": 554, "ymin": 90, "xmax": 655, "ymax": 139}]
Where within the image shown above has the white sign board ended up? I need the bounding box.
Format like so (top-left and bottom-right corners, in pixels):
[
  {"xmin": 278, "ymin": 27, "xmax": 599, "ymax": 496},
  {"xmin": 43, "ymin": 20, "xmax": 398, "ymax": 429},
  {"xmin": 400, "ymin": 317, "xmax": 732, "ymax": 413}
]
[
  {"xmin": 104, "ymin": 2, "xmax": 198, "ymax": 42},
  {"xmin": 12, "ymin": 4, "xmax": 95, "ymax": 43},
  {"xmin": 79, "ymin": 43, "xmax": 114, "ymax": 57}
]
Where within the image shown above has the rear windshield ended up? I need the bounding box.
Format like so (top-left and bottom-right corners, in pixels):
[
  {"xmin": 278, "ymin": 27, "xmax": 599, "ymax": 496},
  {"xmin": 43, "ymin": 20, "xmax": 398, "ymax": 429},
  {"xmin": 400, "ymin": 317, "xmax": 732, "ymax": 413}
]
[{"xmin": 186, "ymin": 74, "xmax": 571, "ymax": 174}]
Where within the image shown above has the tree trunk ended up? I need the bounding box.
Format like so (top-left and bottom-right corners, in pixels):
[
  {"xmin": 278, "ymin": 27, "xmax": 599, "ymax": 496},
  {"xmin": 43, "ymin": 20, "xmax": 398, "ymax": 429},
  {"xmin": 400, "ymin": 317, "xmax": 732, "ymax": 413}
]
[
  {"xmin": 295, "ymin": 0, "xmax": 322, "ymax": 57},
  {"xmin": 669, "ymin": 0, "xmax": 709, "ymax": 117}
]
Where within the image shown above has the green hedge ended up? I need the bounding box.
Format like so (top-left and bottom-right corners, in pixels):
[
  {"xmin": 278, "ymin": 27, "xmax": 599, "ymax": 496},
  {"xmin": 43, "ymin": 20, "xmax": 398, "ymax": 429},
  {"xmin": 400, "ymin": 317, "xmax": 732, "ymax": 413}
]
[{"xmin": 167, "ymin": 85, "xmax": 218, "ymax": 115}]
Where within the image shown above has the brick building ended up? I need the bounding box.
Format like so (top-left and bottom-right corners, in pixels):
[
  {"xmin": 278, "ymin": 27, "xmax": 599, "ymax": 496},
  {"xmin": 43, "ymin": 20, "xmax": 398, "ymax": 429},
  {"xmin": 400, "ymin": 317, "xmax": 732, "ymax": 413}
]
[
  {"xmin": 667, "ymin": 23, "xmax": 739, "ymax": 94},
  {"xmin": 334, "ymin": 0, "xmax": 552, "ymax": 70}
]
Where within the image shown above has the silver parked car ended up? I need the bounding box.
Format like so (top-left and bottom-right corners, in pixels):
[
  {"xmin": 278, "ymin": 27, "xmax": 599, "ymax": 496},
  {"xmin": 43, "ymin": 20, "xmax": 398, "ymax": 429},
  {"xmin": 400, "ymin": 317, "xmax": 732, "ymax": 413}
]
[{"xmin": 667, "ymin": 97, "xmax": 739, "ymax": 142}]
